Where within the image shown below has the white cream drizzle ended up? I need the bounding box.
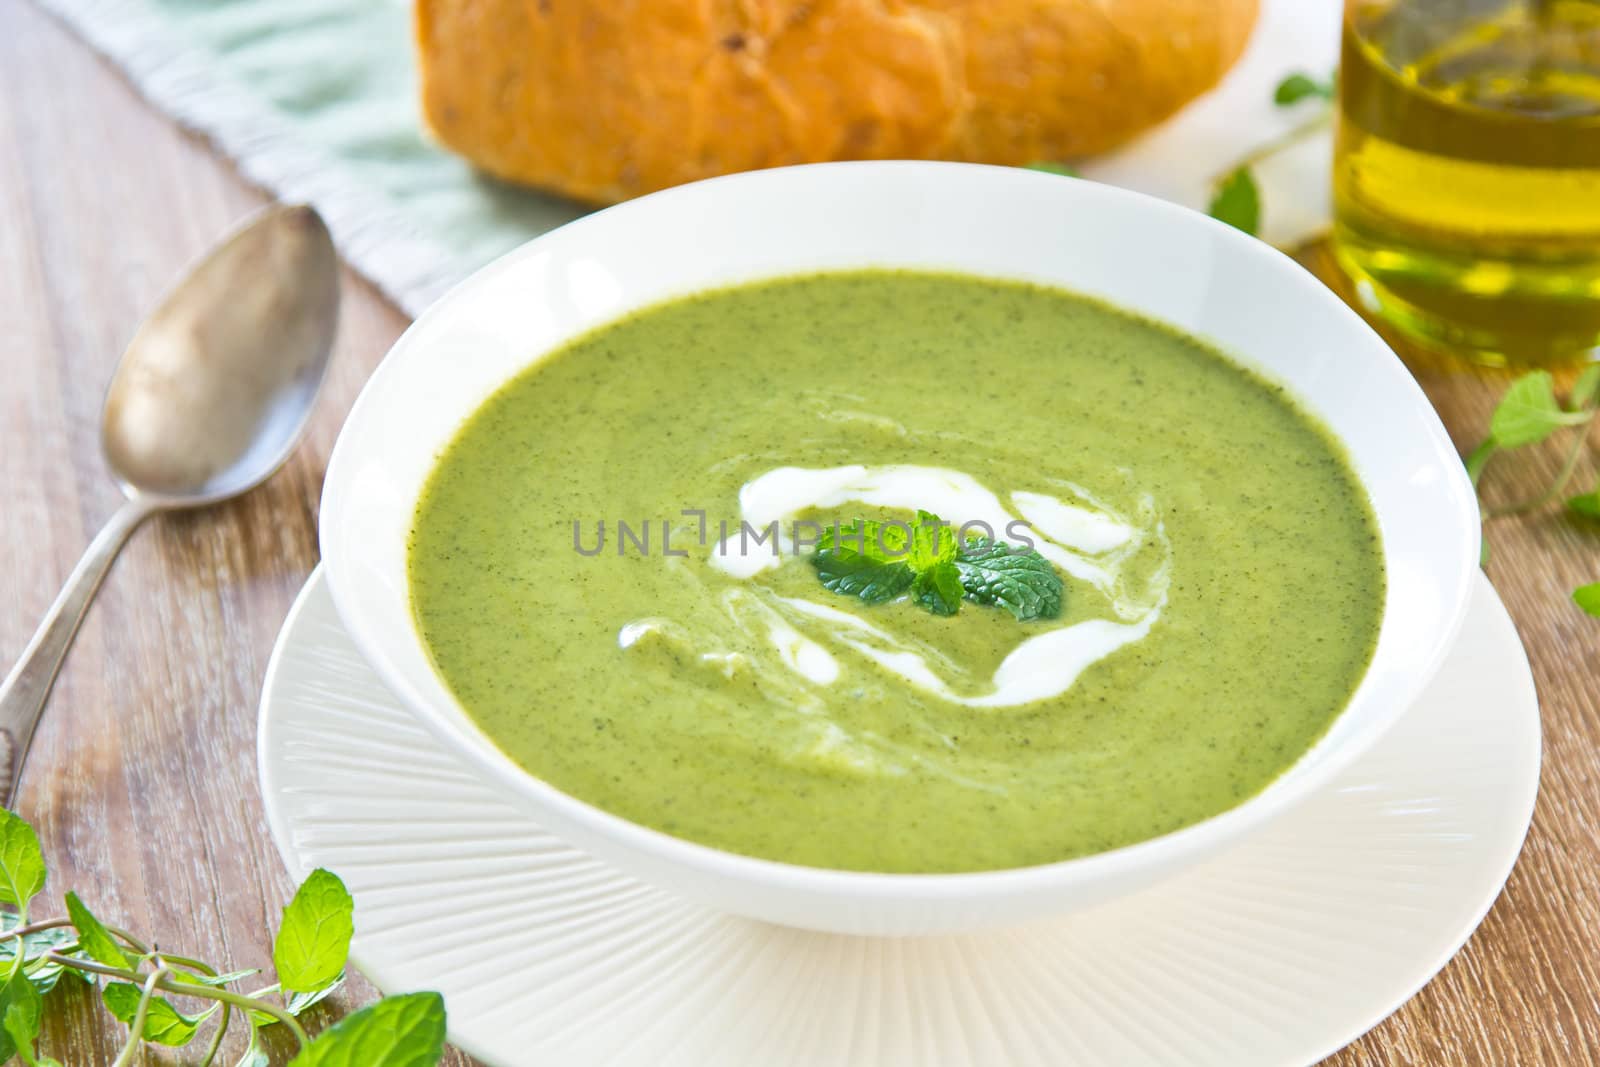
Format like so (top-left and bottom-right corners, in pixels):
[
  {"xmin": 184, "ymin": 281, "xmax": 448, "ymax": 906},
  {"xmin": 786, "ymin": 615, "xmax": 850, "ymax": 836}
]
[{"xmin": 620, "ymin": 464, "xmax": 1172, "ymax": 713}]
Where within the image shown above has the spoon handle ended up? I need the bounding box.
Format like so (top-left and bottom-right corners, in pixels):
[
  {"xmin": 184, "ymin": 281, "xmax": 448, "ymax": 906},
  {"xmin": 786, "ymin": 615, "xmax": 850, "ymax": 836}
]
[{"xmin": 0, "ymin": 498, "xmax": 155, "ymax": 808}]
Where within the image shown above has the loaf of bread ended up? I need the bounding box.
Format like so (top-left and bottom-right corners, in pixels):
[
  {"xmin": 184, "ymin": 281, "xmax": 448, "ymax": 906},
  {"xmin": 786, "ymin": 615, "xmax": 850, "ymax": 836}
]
[{"xmin": 416, "ymin": 0, "xmax": 1259, "ymax": 204}]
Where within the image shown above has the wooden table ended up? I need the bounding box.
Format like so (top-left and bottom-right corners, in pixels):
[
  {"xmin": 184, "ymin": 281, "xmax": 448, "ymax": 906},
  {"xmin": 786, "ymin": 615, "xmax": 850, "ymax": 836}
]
[{"xmin": 4, "ymin": 1, "xmax": 1598, "ymax": 1062}]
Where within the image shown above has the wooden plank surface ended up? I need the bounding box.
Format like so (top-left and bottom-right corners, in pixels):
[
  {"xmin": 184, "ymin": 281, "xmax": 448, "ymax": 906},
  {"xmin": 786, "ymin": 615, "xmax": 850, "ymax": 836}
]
[{"xmin": 2, "ymin": 0, "xmax": 1597, "ymax": 1062}]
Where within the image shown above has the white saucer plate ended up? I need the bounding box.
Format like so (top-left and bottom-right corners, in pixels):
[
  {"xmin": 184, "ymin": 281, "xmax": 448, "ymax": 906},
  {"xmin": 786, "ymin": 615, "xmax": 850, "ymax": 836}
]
[{"xmin": 259, "ymin": 569, "xmax": 1538, "ymax": 1067}]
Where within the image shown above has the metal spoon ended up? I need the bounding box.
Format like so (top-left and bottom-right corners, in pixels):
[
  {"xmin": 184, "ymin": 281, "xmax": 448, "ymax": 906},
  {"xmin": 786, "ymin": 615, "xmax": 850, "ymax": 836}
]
[{"xmin": 0, "ymin": 204, "xmax": 340, "ymax": 807}]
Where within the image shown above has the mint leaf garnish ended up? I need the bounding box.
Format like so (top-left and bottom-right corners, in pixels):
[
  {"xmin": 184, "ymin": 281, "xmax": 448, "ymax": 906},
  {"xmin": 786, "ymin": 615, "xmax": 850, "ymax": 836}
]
[
  {"xmin": 912, "ymin": 562, "xmax": 964, "ymax": 616},
  {"xmin": 813, "ymin": 521, "xmax": 915, "ymax": 603},
  {"xmin": 956, "ymin": 538, "xmax": 1065, "ymax": 621},
  {"xmin": 812, "ymin": 512, "xmax": 1064, "ymax": 620},
  {"xmin": 907, "ymin": 510, "xmax": 956, "ymax": 570},
  {"xmin": 1574, "ymin": 583, "xmax": 1600, "ymax": 617}
]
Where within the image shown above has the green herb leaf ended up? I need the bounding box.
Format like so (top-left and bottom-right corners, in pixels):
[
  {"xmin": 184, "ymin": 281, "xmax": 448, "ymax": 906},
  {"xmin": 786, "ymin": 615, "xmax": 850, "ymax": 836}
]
[
  {"xmin": 1569, "ymin": 364, "xmax": 1600, "ymax": 411},
  {"xmin": 101, "ymin": 981, "xmax": 216, "ymax": 1046},
  {"xmin": 0, "ymin": 921, "xmax": 77, "ymax": 997},
  {"xmin": 810, "ymin": 550, "xmax": 913, "ymax": 604},
  {"xmin": 812, "ymin": 521, "xmax": 914, "ymax": 604},
  {"xmin": 1209, "ymin": 167, "xmax": 1261, "ymax": 235},
  {"xmin": 818, "ymin": 519, "xmax": 909, "ymax": 562},
  {"xmin": 0, "ymin": 917, "xmax": 75, "ymax": 968},
  {"xmin": 908, "ymin": 511, "xmax": 956, "ymax": 571},
  {"xmin": 0, "ymin": 810, "xmax": 47, "ymax": 916},
  {"xmin": 911, "ymin": 561, "xmax": 965, "ymax": 616},
  {"xmin": 1274, "ymin": 71, "xmax": 1335, "ymax": 105},
  {"xmin": 287, "ymin": 980, "xmax": 344, "ymax": 1017},
  {"xmin": 1574, "ymin": 583, "xmax": 1600, "ymax": 616},
  {"xmin": 1490, "ymin": 371, "xmax": 1591, "ymax": 447},
  {"xmin": 64, "ymin": 891, "xmax": 131, "ymax": 970},
  {"xmin": 1025, "ymin": 162, "xmax": 1081, "ymax": 177},
  {"xmin": 0, "ymin": 972, "xmax": 41, "ymax": 1063},
  {"xmin": 812, "ymin": 511, "xmax": 1066, "ymax": 620},
  {"xmin": 955, "ymin": 540, "xmax": 1066, "ymax": 621},
  {"xmin": 287, "ymin": 991, "xmax": 447, "ymax": 1067},
  {"xmin": 169, "ymin": 966, "xmax": 262, "ymax": 988},
  {"xmin": 273, "ymin": 869, "xmax": 355, "ymax": 996},
  {"xmin": 1569, "ymin": 488, "xmax": 1600, "ymax": 520}
]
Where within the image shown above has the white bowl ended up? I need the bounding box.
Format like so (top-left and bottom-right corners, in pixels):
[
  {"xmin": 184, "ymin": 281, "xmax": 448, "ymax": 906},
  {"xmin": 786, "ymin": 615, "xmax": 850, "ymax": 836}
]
[{"xmin": 320, "ymin": 161, "xmax": 1480, "ymax": 936}]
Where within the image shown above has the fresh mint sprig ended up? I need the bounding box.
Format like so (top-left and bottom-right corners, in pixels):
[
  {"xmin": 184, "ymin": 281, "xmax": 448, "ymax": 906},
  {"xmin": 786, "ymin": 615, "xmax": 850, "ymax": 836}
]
[
  {"xmin": 811, "ymin": 510, "xmax": 1063, "ymax": 621},
  {"xmin": 0, "ymin": 808, "xmax": 447, "ymax": 1066},
  {"xmin": 1470, "ymin": 367, "xmax": 1600, "ymax": 615}
]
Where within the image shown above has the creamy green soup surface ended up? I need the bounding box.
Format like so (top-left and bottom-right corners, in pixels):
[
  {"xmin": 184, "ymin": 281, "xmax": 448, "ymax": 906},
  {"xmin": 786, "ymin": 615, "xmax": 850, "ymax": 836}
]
[{"xmin": 408, "ymin": 271, "xmax": 1384, "ymax": 873}]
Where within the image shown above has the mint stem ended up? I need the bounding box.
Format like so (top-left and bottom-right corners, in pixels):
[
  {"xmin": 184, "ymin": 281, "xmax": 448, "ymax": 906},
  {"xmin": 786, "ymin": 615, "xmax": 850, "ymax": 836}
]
[
  {"xmin": 111, "ymin": 967, "xmax": 170, "ymax": 1067},
  {"xmin": 43, "ymin": 953, "xmax": 311, "ymax": 1049}
]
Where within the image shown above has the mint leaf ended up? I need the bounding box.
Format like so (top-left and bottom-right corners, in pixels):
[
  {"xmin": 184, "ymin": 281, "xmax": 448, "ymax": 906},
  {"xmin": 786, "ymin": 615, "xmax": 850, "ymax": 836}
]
[
  {"xmin": 0, "ymin": 919, "xmax": 76, "ymax": 997},
  {"xmin": 812, "ymin": 521, "xmax": 914, "ymax": 603},
  {"xmin": 908, "ymin": 511, "xmax": 956, "ymax": 571},
  {"xmin": 288, "ymin": 991, "xmax": 447, "ymax": 1067},
  {"xmin": 811, "ymin": 550, "xmax": 913, "ymax": 604},
  {"xmin": 1569, "ymin": 364, "xmax": 1600, "ymax": 411},
  {"xmin": 911, "ymin": 562, "xmax": 964, "ymax": 616},
  {"xmin": 812, "ymin": 511, "xmax": 1065, "ymax": 620},
  {"xmin": 0, "ymin": 810, "xmax": 46, "ymax": 915},
  {"xmin": 0, "ymin": 917, "xmax": 74, "ymax": 967},
  {"xmin": 1026, "ymin": 162, "xmax": 1080, "ymax": 177},
  {"xmin": 818, "ymin": 519, "xmax": 910, "ymax": 562},
  {"xmin": 956, "ymin": 540, "xmax": 1065, "ymax": 621},
  {"xmin": 1490, "ymin": 371, "xmax": 1590, "ymax": 447},
  {"xmin": 286, "ymin": 979, "xmax": 344, "ymax": 1018},
  {"xmin": 1569, "ymin": 488, "xmax": 1600, "ymax": 520},
  {"xmin": 1209, "ymin": 168, "xmax": 1260, "ymax": 235},
  {"xmin": 1274, "ymin": 71, "xmax": 1334, "ymax": 105},
  {"xmin": 1575, "ymin": 583, "xmax": 1600, "ymax": 616},
  {"xmin": 0, "ymin": 973, "xmax": 41, "ymax": 1062},
  {"xmin": 169, "ymin": 966, "xmax": 262, "ymax": 988},
  {"xmin": 273, "ymin": 869, "xmax": 354, "ymax": 996},
  {"xmin": 65, "ymin": 891, "xmax": 131, "ymax": 970},
  {"xmin": 102, "ymin": 981, "xmax": 216, "ymax": 1045}
]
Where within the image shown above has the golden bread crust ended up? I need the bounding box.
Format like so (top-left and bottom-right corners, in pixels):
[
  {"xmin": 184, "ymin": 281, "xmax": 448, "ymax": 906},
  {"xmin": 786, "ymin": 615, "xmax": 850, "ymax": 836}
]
[{"xmin": 416, "ymin": 0, "xmax": 1260, "ymax": 204}]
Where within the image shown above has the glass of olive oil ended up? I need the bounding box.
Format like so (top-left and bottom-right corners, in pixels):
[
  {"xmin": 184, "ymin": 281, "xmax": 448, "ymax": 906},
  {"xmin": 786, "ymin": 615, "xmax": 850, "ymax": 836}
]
[{"xmin": 1334, "ymin": 0, "xmax": 1600, "ymax": 367}]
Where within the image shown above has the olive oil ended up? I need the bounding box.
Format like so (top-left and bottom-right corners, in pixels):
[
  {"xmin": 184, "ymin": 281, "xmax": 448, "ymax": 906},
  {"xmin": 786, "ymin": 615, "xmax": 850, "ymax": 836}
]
[{"xmin": 1333, "ymin": 0, "xmax": 1600, "ymax": 366}]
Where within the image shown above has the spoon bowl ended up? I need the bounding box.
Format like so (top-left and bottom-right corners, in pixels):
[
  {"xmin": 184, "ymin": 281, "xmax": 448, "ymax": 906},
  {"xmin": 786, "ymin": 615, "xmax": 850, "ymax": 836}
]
[
  {"xmin": 102, "ymin": 204, "xmax": 338, "ymax": 503},
  {"xmin": 0, "ymin": 203, "xmax": 340, "ymax": 805}
]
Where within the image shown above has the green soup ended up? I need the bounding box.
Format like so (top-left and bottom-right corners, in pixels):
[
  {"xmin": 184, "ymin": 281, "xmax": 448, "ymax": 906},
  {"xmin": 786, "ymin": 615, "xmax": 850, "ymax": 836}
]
[{"xmin": 408, "ymin": 271, "xmax": 1384, "ymax": 873}]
